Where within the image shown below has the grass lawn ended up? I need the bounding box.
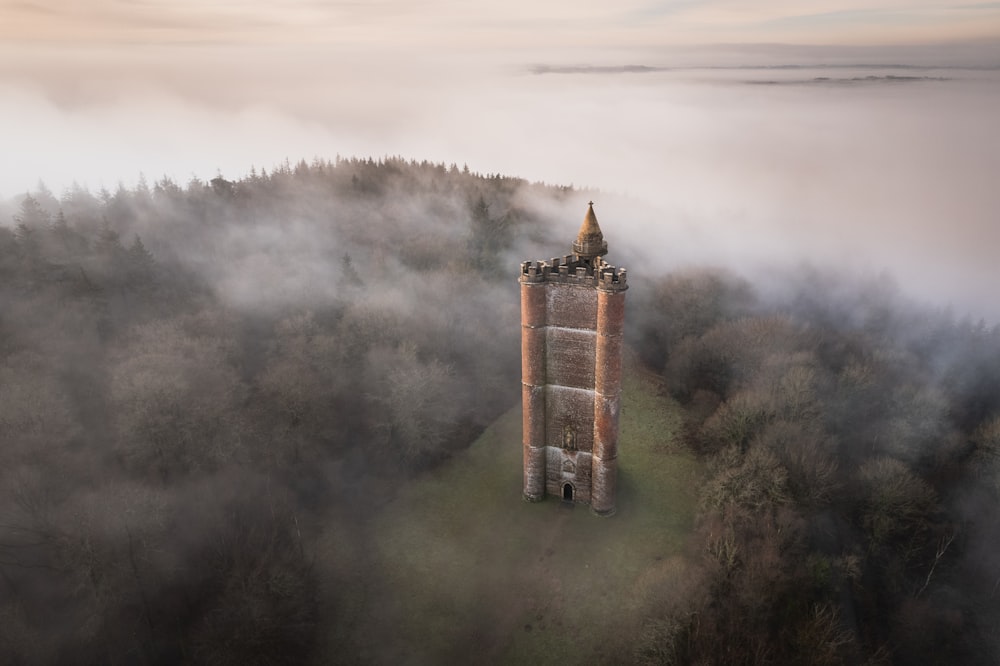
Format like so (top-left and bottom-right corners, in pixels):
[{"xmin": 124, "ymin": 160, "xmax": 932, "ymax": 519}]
[{"xmin": 347, "ymin": 355, "xmax": 701, "ymax": 664}]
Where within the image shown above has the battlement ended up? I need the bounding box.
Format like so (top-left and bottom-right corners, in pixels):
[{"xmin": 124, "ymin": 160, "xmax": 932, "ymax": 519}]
[
  {"xmin": 597, "ymin": 265, "xmax": 628, "ymax": 291},
  {"xmin": 520, "ymin": 256, "xmax": 628, "ymax": 291}
]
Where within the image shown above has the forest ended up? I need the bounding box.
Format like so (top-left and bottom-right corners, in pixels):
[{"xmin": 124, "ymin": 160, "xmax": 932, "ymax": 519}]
[{"xmin": 1, "ymin": 157, "xmax": 999, "ymax": 664}]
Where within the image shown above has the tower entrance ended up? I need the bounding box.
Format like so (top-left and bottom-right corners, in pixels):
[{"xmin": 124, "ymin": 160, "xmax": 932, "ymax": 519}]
[{"xmin": 563, "ymin": 484, "xmax": 574, "ymax": 501}]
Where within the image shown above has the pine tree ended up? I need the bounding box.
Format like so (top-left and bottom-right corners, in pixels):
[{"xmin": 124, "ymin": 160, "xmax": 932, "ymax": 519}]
[
  {"xmin": 13, "ymin": 221, "xmax": 38, "ymax": 257},
  {"xmin": 127, "ymin": 235, "xmax": 155, "ymax": 283},
  {"xmin": 46, "ymin": 209, "xmax": 77, "ymax": 262},
  {"xmin": 13, "ymin": 193, "xmax": 51, "ymax": 229},
  {"xmin": 94, "ymin": 219, "xmax": 127, "ymax": 284}
]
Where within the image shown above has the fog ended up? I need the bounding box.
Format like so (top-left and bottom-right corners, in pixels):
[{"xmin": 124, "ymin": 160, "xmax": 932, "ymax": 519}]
[
  {"xmin": 2, "ymin": 40, "xmax": 1000, "ymax": 319},
  {"xmin": 4, "ymin": 30, "xmax": 1000, "ymax": 661}
]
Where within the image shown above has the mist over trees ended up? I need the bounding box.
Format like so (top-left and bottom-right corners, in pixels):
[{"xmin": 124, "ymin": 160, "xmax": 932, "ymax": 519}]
[
  {"xmin": 0, "ymin": 158, "xmax": 556, "ymax": 663},
  {"xmin": 1, "ymin": 157, "xmax": 999, "ymax": 664},
  {"xmin": 631, "ymin": 269, "xmax": 1000, "ymax": 664}
]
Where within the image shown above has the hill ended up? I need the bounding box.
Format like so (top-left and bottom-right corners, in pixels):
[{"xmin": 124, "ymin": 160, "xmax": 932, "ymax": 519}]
[
  {"xmin": 326, "ymin": 351, "xmax": 699, "ymax": 664},
  {"xmin": 3, "ymin": 160, "xmax": 1000, "ymax": 664}
]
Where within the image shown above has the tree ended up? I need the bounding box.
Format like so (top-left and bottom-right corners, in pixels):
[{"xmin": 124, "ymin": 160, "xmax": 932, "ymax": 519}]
[
  {"xmin": 0, "ymin": 351, "xmax": 80, "ymax": 476},
  {"xmin": 467, "ymin": 195, "xmax": 512, "ymax": 270},
  {"xmin": 126, "ymin": 235, "xmax": 156, "ymax": 286},
  {"xmin": 108, "ymin": 314, "xmax": 247, "ymax": 478},
  {"xmin": 189, "ymin": 495, "xmax": 318, "ymax": 666},
  {"xmin": 972, "ymin": 416, "xmax": 1000, "ymax": 496},
  {"xmin": 367, "ymin": 344, "xmax": 462, "ymax": 466},
  {"xmin": 11, "ymin": 194, "xmax": 51, "ymax": 265},
  {"xmin": 13, "ymin": 193, "xmax": 51, "ymax": 229},
  {"xmin": 255, "ymin": 311, "xmax": 356, "ymax": 463},
  {"xmin": 857, "ymin": 457, "xmax": 937, "ymax": 549},
  {"xmin": 44, "ymin": 209, "xmax": 88, "ymax": 262},
  {"xmin": 0, "ymin": 225, "xmax": 17, "ymax": 276},
  {"xmin": 633, "ymin": 269, "xmax": 755, "ymax": 370}
]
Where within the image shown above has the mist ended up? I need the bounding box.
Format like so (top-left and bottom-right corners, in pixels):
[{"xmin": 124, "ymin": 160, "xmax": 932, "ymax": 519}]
[
  {"xmin": 3, "ymin": 141, "xmax": 1000, "ymax": 663},
  {"xmin": 2, "ymin": 39, "xmax": 1000, "ymax": 319},
  {"xmin": 3, "ymin": 22, "xmax": 1000, "ymax": 662}
]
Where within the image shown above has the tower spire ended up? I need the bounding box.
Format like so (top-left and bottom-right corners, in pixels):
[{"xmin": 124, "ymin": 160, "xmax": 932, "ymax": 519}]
[{"xmin": 573, "ymin": 201, "xmax": 608, "ymax": 264}]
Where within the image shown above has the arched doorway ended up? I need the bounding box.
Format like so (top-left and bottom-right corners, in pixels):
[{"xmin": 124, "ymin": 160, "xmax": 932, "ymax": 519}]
[{"xmin": 562, "ymin": 483, "xmax": 574, "ymax": 501}]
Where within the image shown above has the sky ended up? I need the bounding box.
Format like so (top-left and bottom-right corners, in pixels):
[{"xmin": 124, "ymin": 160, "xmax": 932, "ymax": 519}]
[
  {"xmin": 3, "ymin": 1, "xmax": 1000, "ymax": 46},
  {"xmin": 1, "ymin": 1, "xmax": 1000, "ymax": 317}
]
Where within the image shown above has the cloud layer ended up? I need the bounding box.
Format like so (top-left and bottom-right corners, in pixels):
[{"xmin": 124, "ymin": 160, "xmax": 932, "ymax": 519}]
[{"xmin": 1, "ymin": 7, "xmax": 999, "ymax": 320}]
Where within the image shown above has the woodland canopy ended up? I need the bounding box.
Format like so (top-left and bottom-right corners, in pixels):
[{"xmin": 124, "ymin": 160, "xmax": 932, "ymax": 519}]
[{"xmin": 1, "ymin": 158, "xmax": 998, "ymax": 664}]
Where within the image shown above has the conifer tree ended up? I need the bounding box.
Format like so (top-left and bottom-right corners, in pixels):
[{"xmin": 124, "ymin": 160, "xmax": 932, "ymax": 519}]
[
  {"xmin": 13, "ymin": 193, "xmax": 51, "ymax": 229},
  {"xmin": 126, "ymin": 235, "xmax": 155, "ymax": 286}
]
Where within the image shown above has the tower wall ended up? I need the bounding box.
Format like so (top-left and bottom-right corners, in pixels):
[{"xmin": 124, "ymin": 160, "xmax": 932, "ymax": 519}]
[
  {"xmin": 545, "ymin": 327, "xmax": 596, "ymax": 389},
  {"xmin": 591, "ymin": 285, "xmax": 626, "ymax": 516},
  {"xmin": 521, "ymin": 279, "xmax": 547, "ymax": 502},
  {"xmin": 544, "ymin": 385, "xmax": 595, "ymax": 453}
]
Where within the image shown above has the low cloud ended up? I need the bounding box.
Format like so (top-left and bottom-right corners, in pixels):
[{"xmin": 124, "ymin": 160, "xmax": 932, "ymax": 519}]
[{"xmin": 2, "ymin": 41, "xmax": 999, "ymax": 321}]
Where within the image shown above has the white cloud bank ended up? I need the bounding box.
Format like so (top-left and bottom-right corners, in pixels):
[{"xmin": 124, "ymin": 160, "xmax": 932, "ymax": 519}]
[{"xmin": 0, "ymin": 9, "xmax": 999, "ymax": 318}]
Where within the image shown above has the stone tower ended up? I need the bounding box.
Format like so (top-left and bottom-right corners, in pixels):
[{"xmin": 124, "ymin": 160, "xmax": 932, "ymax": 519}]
[{"xmin": 520, "ymin": 202, "xmax": 628, "ymax": 516}]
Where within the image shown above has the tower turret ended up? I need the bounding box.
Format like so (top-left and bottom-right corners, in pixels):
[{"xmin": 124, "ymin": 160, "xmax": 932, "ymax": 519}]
[{"xmin": 572, "ymin": 201, "xmax": 609, "ymax": 270}]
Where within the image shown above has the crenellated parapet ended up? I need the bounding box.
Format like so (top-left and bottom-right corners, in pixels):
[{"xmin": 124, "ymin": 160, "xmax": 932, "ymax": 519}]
[
  {"xmin": 520, "ymin": 256, "xmax": 628, "ymax": 291},
  {"xmin": 597, "ymin": 265, "xmax": 628, "ymax": 292}
]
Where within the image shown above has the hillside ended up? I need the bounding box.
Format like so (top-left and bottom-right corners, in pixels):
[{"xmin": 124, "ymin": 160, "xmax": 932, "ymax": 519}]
[{"xmin": 327, "ymin": 351, "xmax": 699, "ymax": 665}]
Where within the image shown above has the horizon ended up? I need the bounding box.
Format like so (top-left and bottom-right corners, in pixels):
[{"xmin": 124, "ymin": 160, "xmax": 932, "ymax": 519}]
[{"xmin": 2, "ymin": 3, "xmax": 1000, "ymax": 321}]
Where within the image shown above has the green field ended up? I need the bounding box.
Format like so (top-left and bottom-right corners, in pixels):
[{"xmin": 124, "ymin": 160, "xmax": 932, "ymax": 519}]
[{"xmin": 339, "ymin": 359, "xmax": 701, "ymax": 664}]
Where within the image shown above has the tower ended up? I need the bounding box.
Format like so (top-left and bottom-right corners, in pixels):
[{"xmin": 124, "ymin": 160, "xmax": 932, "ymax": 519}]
[{"xmin": 520, "ymin": 202, "xmax": 627, "ymax": 516}]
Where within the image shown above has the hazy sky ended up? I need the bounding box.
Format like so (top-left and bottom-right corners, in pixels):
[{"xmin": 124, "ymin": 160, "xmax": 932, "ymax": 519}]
[
  {"xmin": 1, "ymin": 2, "xmax": 1000, "ymax": 318},
  {"xmin": 4, "ymin": 1, "xmax": 1000, "ymax": 46}
]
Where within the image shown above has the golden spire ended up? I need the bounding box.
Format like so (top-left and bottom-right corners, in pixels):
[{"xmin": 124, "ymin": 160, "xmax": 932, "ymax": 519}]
[
  {"xmin": 573, "ymin": 201, "xmax": 608, "ymax": 260},
  {"xmin": 579, "ymin": 201, "xmax": 603, "ymax": 240}
]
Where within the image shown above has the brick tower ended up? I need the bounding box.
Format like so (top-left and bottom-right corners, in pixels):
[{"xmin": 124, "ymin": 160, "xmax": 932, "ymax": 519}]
[{"xmin": 520, "ymin": 202, "xmax": 628, "ymax": 516}]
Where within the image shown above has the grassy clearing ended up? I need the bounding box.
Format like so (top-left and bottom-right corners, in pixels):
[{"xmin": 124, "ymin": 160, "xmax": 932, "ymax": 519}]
[{"xmin": 347, "ymin": 356, "xmax": 701, "ymax": 664}]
